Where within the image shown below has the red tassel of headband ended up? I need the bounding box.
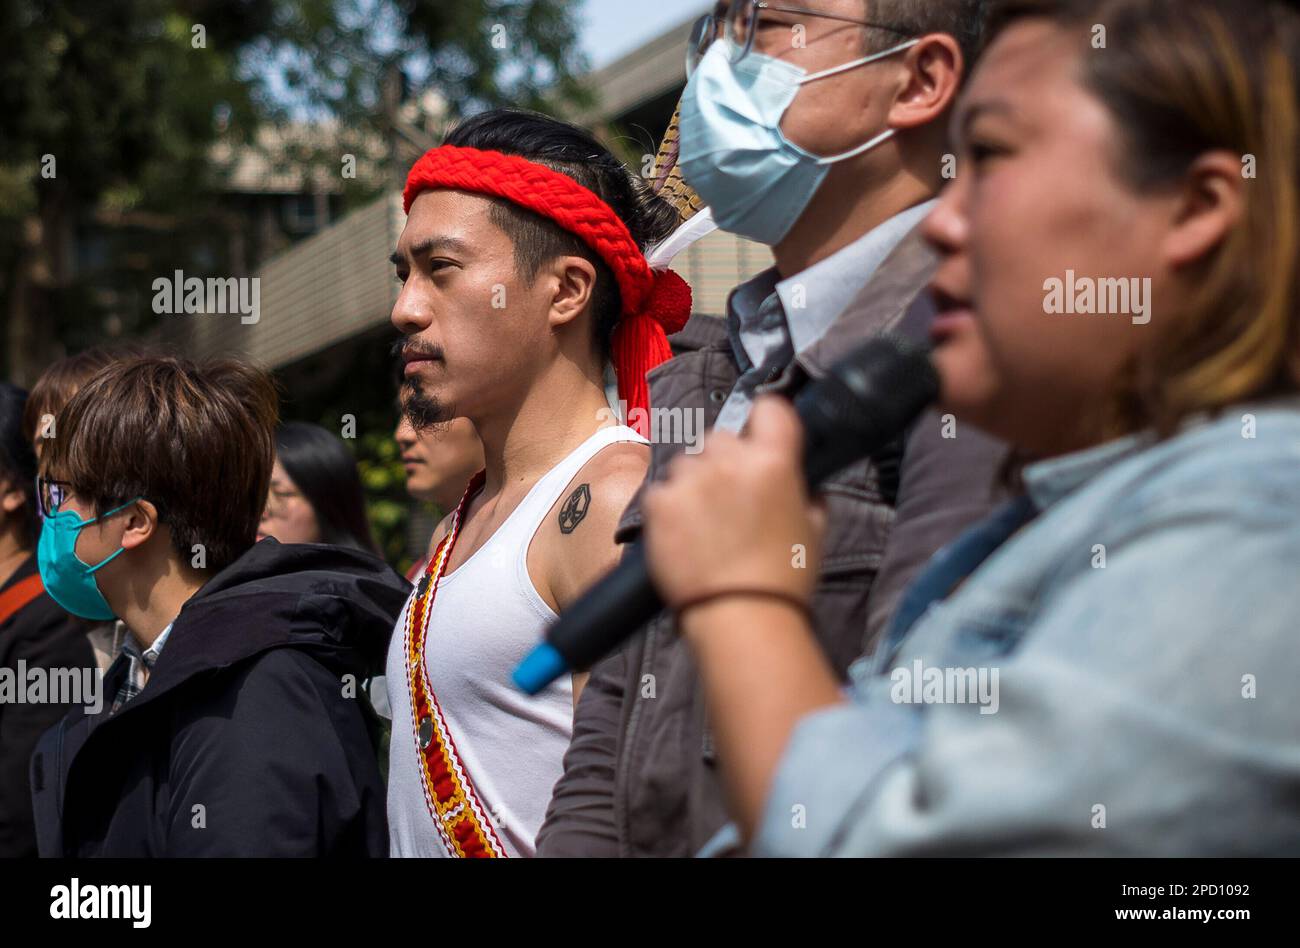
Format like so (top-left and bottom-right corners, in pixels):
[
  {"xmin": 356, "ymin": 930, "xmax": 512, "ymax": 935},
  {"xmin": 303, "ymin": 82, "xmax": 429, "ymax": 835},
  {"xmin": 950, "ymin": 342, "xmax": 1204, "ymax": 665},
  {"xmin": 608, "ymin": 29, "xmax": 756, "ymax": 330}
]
[{"xmin": 402, "ymin": 145, "xmax": 692, "ymax": 434}]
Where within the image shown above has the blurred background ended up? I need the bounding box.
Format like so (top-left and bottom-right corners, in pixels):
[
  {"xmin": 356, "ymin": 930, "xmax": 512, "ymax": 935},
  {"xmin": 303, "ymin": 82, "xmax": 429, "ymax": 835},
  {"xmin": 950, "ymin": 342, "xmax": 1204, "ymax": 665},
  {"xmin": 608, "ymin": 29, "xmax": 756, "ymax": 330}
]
[{"xmin": 0, "ymin": 0, "xmax": 771, "ymax": 571}]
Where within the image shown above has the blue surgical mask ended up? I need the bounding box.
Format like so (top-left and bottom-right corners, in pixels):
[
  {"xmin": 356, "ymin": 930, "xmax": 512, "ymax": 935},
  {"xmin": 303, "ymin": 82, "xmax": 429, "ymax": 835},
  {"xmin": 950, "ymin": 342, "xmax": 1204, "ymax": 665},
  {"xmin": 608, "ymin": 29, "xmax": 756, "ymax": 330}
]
[
  {"xmin": 36, "ymin": 498, "xmax": 141, "ymax": 621},
  {"xmin": 680, "ymin": 37, "xmax": 919, "ymax": 245}
]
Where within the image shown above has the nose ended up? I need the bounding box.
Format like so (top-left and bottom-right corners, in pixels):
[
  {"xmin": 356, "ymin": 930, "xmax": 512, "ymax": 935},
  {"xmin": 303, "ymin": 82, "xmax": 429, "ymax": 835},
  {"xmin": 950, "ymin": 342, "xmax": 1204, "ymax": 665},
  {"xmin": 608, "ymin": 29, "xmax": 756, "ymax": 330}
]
[
  {"xmin": 921, "ymin": 175, "xmax": 969, "ymax": 259},
  {"xmin": 391, "ymin": 278, "xmax": 432, "ymax": 336},
  {"xmin": 395, "ymin": 412, "xmax": 415, "ymax": 444}
]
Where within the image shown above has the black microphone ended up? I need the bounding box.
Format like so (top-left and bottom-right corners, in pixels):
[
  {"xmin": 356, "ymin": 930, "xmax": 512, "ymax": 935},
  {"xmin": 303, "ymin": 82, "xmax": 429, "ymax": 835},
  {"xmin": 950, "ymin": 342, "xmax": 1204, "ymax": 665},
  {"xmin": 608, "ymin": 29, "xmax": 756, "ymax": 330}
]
[{"xmin": 513, "ymin": 334, "xmax": 940, "ymax": 694}]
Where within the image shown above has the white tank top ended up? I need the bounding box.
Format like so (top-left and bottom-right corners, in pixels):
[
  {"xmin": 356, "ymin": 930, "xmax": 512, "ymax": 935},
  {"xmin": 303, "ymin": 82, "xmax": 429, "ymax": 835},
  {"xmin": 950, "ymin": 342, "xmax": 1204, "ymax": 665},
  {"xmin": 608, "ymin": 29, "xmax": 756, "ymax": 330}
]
[{"xmin": 386, "ymin": 424, "xmax": 647, "ymax": 857}]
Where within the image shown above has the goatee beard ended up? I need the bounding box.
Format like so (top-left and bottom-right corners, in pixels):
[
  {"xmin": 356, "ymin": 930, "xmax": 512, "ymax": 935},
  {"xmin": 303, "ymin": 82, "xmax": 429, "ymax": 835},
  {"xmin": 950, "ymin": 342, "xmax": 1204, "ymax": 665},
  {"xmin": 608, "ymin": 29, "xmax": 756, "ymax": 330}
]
[
  {"xmin": 394, "ymin": 337, "xmax": 452, "ymax": 432},
  {"xmin": 401, "ymin": 376, "xmax": 452, "ymax": 432}
]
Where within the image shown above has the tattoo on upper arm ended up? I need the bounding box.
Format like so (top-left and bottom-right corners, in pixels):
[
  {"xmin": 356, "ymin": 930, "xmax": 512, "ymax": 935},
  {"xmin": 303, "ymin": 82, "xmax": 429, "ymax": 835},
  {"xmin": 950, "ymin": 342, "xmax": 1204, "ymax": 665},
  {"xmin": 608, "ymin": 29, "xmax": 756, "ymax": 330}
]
[{"xmin": 558, "ymin": 483, "xmax": 591, "ymax": 534}]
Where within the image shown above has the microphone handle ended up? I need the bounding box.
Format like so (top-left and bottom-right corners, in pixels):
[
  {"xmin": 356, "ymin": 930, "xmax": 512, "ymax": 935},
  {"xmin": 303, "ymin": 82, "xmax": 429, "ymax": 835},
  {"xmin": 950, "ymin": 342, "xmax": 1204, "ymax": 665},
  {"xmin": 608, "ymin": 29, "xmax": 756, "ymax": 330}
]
[{"xmin": 548, "ymin": 542, "xmax": 661, "ymax": 672}]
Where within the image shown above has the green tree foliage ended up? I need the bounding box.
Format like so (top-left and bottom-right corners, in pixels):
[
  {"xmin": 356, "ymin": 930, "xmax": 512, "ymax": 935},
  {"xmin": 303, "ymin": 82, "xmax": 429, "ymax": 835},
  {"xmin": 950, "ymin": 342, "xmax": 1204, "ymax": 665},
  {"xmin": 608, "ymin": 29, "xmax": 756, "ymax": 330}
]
[
  {"xmin": 0, "ymin": 0, "xmax": 588, "ymax": 384},
  {"xmin": 0, "ymin": 0, "xmax": 268, "ymax": 378}
]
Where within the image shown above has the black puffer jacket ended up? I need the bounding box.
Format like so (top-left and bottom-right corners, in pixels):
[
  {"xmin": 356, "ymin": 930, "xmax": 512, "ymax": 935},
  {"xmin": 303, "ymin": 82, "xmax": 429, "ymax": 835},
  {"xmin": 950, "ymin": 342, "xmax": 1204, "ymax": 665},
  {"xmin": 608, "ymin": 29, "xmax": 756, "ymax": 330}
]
[{"xmin": 29, "ymin": 539, "xmax": 410, "ymax": 857}]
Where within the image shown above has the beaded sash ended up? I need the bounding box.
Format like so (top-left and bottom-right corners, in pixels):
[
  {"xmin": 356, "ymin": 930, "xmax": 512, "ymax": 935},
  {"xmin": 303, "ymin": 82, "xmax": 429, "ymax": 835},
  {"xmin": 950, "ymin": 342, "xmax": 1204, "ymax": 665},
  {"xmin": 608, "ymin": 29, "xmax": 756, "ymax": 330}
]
[{"xmin": 402, "ymin": 471, "xmax": 507, "ymax": 858}]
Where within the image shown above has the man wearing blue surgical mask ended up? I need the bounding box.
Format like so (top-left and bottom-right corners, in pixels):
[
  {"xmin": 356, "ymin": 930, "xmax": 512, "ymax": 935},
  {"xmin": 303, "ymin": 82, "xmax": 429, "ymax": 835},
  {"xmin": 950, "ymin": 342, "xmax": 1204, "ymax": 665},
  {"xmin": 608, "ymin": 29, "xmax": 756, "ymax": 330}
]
[
  {"xmin": 539, "ymin": 0, "xmax": 1009, "ymax": 857},
  {"xmin": 681, "ymin": 1, "xmax": 932, "ymax": 255}
]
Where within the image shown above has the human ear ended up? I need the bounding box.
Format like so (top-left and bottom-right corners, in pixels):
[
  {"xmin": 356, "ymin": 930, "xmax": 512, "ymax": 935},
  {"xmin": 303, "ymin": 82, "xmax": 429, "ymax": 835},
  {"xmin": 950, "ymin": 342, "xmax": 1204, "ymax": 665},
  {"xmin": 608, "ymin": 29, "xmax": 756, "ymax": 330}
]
[
  {"xmin": 889, "ymin": 34, "xmax": 964, "ymax": 131},
  {"xmin": 1160, "ymin": 150, "xmax": 1245, "ymax": 270},
  {"xmin": 0, "ymin": 480, "xmax": 24, "ymax": 514},
  {"xmin": 118, "ymin": 500, "xmax": 160, "ymax": 552},
  {"xmin": 547, "ymin": 256, "xmax": 599, "ymax": 331}
]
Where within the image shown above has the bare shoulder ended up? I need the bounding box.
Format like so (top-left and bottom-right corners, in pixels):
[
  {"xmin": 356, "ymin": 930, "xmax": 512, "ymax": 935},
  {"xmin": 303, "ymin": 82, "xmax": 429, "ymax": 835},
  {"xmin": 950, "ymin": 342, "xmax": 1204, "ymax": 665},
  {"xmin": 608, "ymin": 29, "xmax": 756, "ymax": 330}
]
[
  {"xmin": 531, "ymin": 439, "xmax": 650, "ymax": 610},
  {"xmin": 550, "ymin": 439, "xmax": 649, "ymax": 541},
  {"xmin": 571, "ymin": 439, "xmax": 651, "ymax": 498}
]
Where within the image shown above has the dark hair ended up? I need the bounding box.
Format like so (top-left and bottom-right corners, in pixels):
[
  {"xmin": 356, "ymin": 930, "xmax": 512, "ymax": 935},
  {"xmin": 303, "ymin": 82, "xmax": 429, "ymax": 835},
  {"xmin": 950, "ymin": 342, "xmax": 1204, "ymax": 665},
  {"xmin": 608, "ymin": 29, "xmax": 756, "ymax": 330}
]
[
  {"xmin": 275, "ymin": 422, "xmax": 378, "ymax": 555},
  {"xmin": 42, "ymin": 356, "xmax": 279, "ymax": 573},
  {"xmin": 21, "ymin": 346, "xmax": 134, "ymax": 445},
  {"xmin": 441, "ymin": 109, "xmax": 680, "ymax": 362},
  {"xmin": 983, "ymin": 0, "xmax": 1300, "ymax": 435},
  {"xmin": 869, "ymin": 0, "xmax": 987, "ymax": 67},
  {"xmin": 0, "ymin": 383, "xmax": 39, "ymax": 547}
]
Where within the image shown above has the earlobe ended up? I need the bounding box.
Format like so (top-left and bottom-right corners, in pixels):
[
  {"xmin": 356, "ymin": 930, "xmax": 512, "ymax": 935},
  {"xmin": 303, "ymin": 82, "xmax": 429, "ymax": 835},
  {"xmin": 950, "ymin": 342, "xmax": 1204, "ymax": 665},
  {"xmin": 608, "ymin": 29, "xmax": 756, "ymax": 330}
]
[{"xmin": 1163, "ymin": 150, "xmax": 1245, "ymax": 269}]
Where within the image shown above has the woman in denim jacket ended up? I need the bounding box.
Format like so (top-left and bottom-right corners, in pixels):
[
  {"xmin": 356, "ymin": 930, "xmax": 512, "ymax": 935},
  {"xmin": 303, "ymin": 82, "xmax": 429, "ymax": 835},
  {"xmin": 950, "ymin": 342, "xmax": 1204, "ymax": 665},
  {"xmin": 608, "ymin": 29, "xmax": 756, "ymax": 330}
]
[{"xmin": 640, "ymin": 0, "xmax": 1300, "ymax": 856}]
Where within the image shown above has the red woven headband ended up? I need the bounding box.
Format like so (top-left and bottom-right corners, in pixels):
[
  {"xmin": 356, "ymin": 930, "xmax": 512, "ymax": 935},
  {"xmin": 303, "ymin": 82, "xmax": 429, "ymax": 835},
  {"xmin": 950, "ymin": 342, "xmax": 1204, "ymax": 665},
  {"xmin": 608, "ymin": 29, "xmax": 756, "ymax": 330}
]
[{"xmin": 403, "ymin": 145, "xmax": 692, "ymax": 430}]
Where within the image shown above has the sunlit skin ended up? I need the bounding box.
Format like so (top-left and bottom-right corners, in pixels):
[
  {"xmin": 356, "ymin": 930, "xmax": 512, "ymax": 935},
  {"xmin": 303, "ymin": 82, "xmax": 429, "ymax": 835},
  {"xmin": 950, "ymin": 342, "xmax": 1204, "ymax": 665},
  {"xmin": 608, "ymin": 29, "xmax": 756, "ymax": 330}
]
[
  {"xmin": 257, "ymin": 459, "xmax": 322, "ymax": 545},
  {"xmin": 708, "ymin": 0, "xmax": 963, "ymax": 275},
  {"xmin": 640, "ymin": 18, "xmax": 1246, "ymax": 841},
  {"xmin": 392, "ymin": 191, "xmax": 596, "ymax": 432},
  {"xmin": 391, "ymin": 187, "xmax": 650, "ymax": 705},
  {"xmin": 393, "ymin": 414, "xmax": 484, "ymax": 512}
]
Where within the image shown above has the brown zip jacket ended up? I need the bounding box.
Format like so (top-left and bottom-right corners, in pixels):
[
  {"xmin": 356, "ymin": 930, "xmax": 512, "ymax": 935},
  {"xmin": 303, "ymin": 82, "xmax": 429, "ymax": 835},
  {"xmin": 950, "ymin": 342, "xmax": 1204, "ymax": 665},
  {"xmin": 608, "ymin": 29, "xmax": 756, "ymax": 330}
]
[{"xmin": 537, "ymin": 224, "xmax": 1009, "ymax": 856}]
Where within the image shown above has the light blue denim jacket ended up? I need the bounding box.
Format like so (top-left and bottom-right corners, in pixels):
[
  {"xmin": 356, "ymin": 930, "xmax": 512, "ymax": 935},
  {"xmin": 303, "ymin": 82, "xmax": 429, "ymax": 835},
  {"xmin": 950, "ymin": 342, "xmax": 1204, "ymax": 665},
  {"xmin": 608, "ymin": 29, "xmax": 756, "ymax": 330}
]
[{"xmin": 752, "ymin": 399, "xmax": 1300, "ymax": 856}]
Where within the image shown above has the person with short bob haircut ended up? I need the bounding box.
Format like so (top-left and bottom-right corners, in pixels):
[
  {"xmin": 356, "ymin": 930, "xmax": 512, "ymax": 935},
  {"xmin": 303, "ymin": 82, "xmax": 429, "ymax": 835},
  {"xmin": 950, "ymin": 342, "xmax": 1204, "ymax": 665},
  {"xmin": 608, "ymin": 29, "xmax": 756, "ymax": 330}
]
[
  {"xmin": 640, "ymin": 0, "xmax": 1300, "ymax": 855},
  {"xmin": 29, "ymin": 356, "xmax": 409, "ymax": 857}
]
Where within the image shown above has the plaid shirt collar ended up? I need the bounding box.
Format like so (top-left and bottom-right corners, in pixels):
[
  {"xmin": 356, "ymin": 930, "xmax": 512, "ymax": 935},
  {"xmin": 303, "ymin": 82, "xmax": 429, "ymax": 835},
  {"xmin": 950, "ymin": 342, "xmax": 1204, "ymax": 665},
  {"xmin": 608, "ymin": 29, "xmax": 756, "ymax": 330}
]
[{"xmin": 110, "ymin": 621, "xmax": 174, "ymax": 714}]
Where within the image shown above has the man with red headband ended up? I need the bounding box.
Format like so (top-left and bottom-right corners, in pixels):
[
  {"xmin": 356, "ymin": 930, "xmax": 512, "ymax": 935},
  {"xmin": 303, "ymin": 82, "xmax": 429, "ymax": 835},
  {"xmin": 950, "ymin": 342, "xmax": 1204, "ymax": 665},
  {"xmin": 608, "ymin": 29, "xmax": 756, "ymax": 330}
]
[{"xmin": 385, "ymin": 109, "xmax": 687, "ymax": 857}]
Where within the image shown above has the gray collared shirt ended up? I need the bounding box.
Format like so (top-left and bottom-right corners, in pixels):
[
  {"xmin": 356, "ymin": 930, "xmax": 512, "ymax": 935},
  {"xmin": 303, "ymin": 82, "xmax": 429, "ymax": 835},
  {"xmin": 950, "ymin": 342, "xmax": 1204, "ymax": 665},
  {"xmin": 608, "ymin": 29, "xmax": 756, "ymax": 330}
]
[{"xmin": 713, "ymin": 200, "xmax": 936, "ymax": 433}]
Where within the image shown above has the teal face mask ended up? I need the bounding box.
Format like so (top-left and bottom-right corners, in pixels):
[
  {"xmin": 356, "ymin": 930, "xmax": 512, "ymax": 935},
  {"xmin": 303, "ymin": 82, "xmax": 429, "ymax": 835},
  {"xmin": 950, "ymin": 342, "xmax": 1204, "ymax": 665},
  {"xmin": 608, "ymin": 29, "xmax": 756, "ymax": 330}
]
[
  {"xmin": 680, "ymin": 37, "xmax": 919, "ymax": 245},
  {"xmin": 36, "ymin": 498, "xmax": 142, "ymax": 621}
]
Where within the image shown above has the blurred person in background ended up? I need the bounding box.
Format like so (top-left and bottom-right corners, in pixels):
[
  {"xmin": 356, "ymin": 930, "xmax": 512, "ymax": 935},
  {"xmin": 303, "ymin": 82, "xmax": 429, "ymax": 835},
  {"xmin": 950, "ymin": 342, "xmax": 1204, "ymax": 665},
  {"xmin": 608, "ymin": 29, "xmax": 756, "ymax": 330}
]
[
  {"xmin": 0, "ymin": 382, "xmax": 96, "ymax": 858},
  {"xmin": 258, "ymin": 421, "xmax": 380, "ymax": 555},
  {"xmin": 640, "ymin": 0, "xmax": 1300, "ymax": 855},
  {"xmin": 261, "ymin": 421, "xmax": 394, "ymax": 731},
  {"xmin": 21, "ymin": 348, "xmax": 123, "ymax": 463},
  {"xmin": 394, "ymin": 413, "xmax": 484, "ymax": 580},
  {"xmin": 29, "ymin": 357, "xmax": 407, "ymax": 856}
]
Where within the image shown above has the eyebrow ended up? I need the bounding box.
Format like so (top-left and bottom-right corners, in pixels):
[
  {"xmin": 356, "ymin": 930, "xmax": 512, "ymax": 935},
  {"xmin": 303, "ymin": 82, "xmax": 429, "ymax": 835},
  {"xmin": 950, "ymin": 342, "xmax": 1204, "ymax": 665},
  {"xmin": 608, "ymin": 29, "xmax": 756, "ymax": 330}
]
[
  {"xmin": 953, "ymin": 99, "xmax": 1021, "ymax": 142},
  {"xmin": 389, "ymin": 235, "xmax": 472, "ymax": 268}
]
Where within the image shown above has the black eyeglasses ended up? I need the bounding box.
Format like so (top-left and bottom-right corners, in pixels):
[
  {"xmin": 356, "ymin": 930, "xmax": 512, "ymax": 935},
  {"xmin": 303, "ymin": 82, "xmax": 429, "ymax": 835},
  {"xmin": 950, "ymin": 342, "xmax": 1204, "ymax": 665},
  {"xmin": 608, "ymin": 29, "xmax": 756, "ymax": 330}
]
[
  {"xmin": 687, "ymin": 1, "xmax": 912, "ymax": 76},
  {"xmin": 35, "ymin": 475, "xmax": 73, "ymax": 519}
]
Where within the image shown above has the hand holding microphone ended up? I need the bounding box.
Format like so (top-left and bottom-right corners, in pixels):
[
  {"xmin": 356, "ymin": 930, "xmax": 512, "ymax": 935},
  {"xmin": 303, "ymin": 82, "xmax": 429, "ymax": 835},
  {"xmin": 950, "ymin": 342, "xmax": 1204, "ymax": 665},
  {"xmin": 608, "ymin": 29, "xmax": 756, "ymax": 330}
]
[
  {"xmin": 513, "ymin": 334, "xmax": 939, "ymax": 694},
  {"xmin": 639, "ymin": 398, "xmax": 825, "ymax": 619}
]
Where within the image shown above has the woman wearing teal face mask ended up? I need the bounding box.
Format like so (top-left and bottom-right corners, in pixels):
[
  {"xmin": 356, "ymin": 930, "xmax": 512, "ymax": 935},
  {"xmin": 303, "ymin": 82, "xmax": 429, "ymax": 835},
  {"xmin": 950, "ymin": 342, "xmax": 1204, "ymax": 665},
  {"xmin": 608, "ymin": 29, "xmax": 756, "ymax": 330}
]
[
  {"xmin": 35, "ymin": 488, "xmax": 143, "ymax": 622},
  {"xmin": 28, "ymin": 356, "xmax": 410, "ymax": 857}
]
